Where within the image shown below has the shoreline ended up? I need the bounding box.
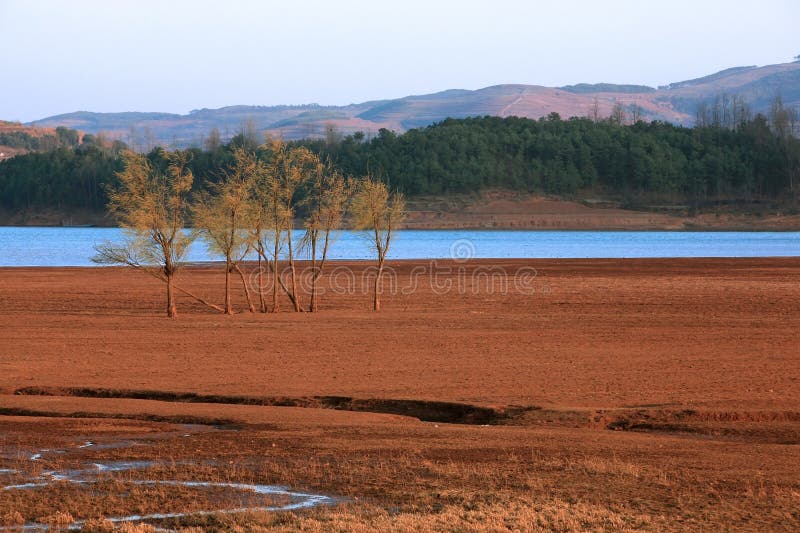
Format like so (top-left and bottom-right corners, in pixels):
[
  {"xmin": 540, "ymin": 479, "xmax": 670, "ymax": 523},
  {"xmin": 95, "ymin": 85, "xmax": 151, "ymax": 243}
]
[
  {"xmin": 3, "ymin": 255, "xmax": 800, "ymax": 270},
  {"xmin": 3, "ymin": 191, "xmax": 800, "ymax": 231},
  {"xmin": 2, "ymin": 255, "xmax": 800, "ymax": 271},
  {"xmin": 3, "ymin": 224, "xmax": 800, "ymax": 232}
]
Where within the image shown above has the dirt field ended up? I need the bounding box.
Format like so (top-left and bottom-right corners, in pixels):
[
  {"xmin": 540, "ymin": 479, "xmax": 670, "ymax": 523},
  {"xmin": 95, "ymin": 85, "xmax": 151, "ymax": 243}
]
[{"xmin": 1, "ymin": 259, "xmax": 799, "ymax": 530}]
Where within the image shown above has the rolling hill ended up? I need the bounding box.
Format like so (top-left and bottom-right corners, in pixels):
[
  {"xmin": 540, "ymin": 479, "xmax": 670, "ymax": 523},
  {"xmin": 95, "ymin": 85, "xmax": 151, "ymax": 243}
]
[
  {"xmin": 0, "ymin": 121, "xmax": 70, "ymax": 160},
  {"xmin": 26, "ymin": 61, "xmax": 800, "ymax": 147}
]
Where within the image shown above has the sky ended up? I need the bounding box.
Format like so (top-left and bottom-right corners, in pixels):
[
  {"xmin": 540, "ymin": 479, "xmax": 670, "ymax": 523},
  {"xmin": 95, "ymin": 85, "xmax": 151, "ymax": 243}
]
[{"xmin": 1, "ymin": 0, "xmax": 798, "ymax": 123}]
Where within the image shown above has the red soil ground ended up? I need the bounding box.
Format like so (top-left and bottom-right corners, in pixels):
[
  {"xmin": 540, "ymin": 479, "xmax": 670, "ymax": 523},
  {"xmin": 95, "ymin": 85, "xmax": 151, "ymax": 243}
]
[{"xmin": 1, "ymin": 259, "xmax": 799, "ymax": 530}]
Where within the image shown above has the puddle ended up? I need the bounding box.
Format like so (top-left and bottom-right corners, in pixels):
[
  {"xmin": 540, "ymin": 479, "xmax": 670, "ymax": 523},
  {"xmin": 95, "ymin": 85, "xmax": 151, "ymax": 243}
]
[
  {"xmin": 91, "ymin": 440, "xmax": 145, "ymax": 450},
  {"xmin": 92, "ymin": 460, "xmax": 156, "ymax": 472},
  {"xmin": 0, "ymin": 433, "xmax": 338, "ymax": 531},
  {"xmin": 2, "ymin": 482, "xmax": 49, "ymax": 491}
]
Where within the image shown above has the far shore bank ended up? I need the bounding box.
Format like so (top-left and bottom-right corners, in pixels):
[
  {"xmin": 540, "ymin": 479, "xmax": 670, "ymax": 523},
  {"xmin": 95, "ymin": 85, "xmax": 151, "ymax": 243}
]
[
  {"xmin": 2, "ymin": 192, "xmax": 799, "ymax": 231},
  {"xmin": 2, "ymin": 217, "xmax": 799, "ymax": 231}
]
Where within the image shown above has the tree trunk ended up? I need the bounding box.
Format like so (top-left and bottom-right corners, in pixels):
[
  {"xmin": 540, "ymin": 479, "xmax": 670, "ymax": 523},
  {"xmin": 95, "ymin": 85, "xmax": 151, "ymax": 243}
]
[
  {"xmin": 166, "ymin": 273, "xmax": 177, "ymax": 318},
  {"xmin": 260, "ymin": 247, "xmax": 298, "ymax": 308},
  {"xmin": 373, "ymin": 260, "xmax": 384, "ymax": 311},
  {"xmin": 287, "ymin": 231, "xmax": 301, "ymax": 312},
  {"xmin": 272, "ymin": 237, "xmax": 280, "ymax": 313},
  {"xmin": 224, "ymin": 255, "xmax": 233, "ymax": 315},
  {"xmin": 315, "ymin": 229, "xmax": 332, "ymax": 313},
  {"xmin": 309, "ymin": 234, "xmax": 318, "ymax": 312},
  {"xmin": 136, "ymin": 265, "xmax": 223, "ymax": 313},
  {"xmin": 257, "ymin": 244, "xmax": 266, "ymax": 313},
  {"xmin": 235, "ymin": 264, "xmax": 256, "ymax": 313}
]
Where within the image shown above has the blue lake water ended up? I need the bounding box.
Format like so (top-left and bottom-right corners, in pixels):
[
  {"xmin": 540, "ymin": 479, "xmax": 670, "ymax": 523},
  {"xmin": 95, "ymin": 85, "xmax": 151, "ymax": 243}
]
[{"xmin": 0, "ymin": 227, "xmax": 798, "ymax": 267}]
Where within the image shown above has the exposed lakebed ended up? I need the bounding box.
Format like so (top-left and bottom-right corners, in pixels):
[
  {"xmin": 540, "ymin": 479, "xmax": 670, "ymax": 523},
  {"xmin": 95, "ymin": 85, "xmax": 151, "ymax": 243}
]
[{"xmin": 0, "ymin": 427, "xmax": 337, "ymax": 530}]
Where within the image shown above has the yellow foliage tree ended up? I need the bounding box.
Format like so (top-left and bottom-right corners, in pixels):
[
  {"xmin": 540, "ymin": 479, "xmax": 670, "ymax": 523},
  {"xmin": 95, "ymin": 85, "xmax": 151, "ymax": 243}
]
[
  {"xmin": 351, "ymin": 176, "xmax": 405, "ymax": 311},
  {"xmin": 93, "ymin": 150, "xmax": 221, "ymax": 317},
  {"xmin": 193, "ymin": 147, "xmax": 257, "ymax": 314}
]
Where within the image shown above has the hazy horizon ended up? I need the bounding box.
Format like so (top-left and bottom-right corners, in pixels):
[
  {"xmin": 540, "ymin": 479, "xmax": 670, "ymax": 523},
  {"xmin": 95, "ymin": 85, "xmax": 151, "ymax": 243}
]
[{"xmin": 1, "ymin": 0, "xmax": 798, "ymax": 123}]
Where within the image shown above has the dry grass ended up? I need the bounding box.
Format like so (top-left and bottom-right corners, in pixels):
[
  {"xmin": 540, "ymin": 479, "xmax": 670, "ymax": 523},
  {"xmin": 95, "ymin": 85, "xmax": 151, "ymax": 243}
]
[
  {"xmin": 4, "ymin": 415, "xmax": 798, "ymax": 531},
  {"xmin": 158, "ymin": 500, "xmax": 655, "ymax": 532}
]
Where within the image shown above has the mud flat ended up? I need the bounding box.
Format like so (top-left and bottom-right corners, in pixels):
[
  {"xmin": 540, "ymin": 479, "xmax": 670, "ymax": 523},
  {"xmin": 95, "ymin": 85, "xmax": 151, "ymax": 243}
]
[{"xmin": 1, "ymin": 259, "xmax": 799, "ymax": 530}]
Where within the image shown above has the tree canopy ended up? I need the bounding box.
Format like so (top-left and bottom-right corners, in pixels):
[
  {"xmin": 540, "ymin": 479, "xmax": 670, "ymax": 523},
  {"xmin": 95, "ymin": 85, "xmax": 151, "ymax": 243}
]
[{"xmin": 2, "ymin": 113, "xmax": 798, "ymax": 215}]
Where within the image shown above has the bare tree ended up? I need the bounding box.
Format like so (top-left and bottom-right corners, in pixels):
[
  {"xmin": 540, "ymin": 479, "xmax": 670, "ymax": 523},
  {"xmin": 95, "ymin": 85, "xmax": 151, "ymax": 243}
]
[
  {"xmin": 247, "ymin": 152, "xmax": 277, "ymax": 313},
  {"xmin": 351, "ymin": 176, "xmax": 405, "ymax": 311},
  {"xmin": 770, "ymin": 94, "xmax": 793, "ymax": 139},
  {"xmin": 712, "ymin": 95, "xmax": 722, "ymax": 129},
  {"xmin": 251, "ymin": 140, "xmax": 289, "ymax": 312},
  {"xmin": 127, "ymin": 126, "xmax": 139, "ymax": 152},
  {"xmin": 301, "ymin": 157, "xmax": 351, "ymax": 311},
  {"xmin": 732, "ymin": 95, "xmax": 751, "ymax": 130},
  {"xmin": 143, "ymin": 127, "xmax": 155, "ymax": 152},
  {"xmin": 205, "ymin": 127, "xmax": 221, "ymax": 152},
  {"xmin": 696, "ymin": 101, "xmax": 711, "ymax": 128},
  {"xmin": 610, "ymin": 102, "xmax": 626, "ymax": 126},
  {"xmin": 769, "ymin": 94, "xmax": 800, "ymax": 197},
  {"xmin": 630, "ymin": 103, "xmax": 643, "ymax": 124},
  {"xmin": 239, "ymin": 119, "xmax": 260, "ymax": 150},
  {"xmin": 250, "ymin": 139, "xmax": 312, "ymax": 312},
  {"xmin": 95, "ymin": 131, "xmax": 109, "ymax": 152},
  {"xmin": 325, "ymin": 122, "xmax": 342, "ymax": 149},
  {"xmin": 589, "ymin": 97, "xmax": 600, "ymax": 122},
  {"xmin": 721, "ymin": 94, "xmax": 732, "ymax": 129},
  {"xmin": 193, "ymin": 147, "xmax": 257, "ymax": 314},
  {"xmin": 278, "ymin": 144, "xmax": 317, "ymax": 311},
  {"xmin": 93, "ymin": 150, "xmax": 222, "ymax": 317}
]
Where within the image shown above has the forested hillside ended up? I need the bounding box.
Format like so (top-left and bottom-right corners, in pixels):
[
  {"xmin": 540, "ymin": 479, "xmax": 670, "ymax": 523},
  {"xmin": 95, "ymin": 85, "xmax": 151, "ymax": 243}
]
[
  {"xmin": 28, "ymin": 62, "xmax": 800, "ymax": 146},
  {"xmin": 305, "ymin": 115, "xmax": 798, "ymax": 210},
  {"xmin": 1, "ymin": 113, "xmax": 798, "ymax": 219},
  {"xmin": 0, "ymin": 121, "xmax": 86, "ymax": 162}
]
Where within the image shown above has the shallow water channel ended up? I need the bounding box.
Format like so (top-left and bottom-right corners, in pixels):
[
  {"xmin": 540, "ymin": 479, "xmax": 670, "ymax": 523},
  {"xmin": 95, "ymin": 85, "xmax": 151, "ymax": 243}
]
[{"xmin": 0, "ymin": 429, "xmax": 336, "ymax": 530}]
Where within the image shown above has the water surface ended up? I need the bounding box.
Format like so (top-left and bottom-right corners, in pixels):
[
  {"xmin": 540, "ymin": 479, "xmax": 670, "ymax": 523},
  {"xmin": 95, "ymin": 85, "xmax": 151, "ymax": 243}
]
[{"xmin": 0, "ymin": 227, "xmax": 798, "ymax": 267}]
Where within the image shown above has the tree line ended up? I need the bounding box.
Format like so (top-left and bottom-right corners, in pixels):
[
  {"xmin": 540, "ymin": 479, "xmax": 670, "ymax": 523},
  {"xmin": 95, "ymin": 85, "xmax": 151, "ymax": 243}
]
[
  {"xmin": 93, "ymin": 141, "xmax": 404, "ymax": 317},
  {"xmin": 0, "ymin": 126, "xmax": 81, "ymax": 152},
  {"xmin": 303, "ymin": 102, "xmax": 799, "ymax": 209},
  {"xmin": 0, "ymin": 134, "xmax": 126, "ymax": 211},
  {"xmin": 1, "ymin": 103, "xmax": 799, "ymax": 215}
]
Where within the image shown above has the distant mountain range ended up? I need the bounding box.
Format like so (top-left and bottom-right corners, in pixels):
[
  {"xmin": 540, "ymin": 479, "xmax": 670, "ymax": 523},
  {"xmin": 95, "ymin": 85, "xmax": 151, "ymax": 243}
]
[{"xmin": 27, "ymin": 61, "xmax": 800, "ymax": 147}]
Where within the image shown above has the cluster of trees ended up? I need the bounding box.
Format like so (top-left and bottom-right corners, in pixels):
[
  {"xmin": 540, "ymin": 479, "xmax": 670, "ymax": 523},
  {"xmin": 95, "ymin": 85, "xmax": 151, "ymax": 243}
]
[
  {"xmin": 0, "ymin": 126, "xmax": 83, "ymax": 151},
  {"xmin": 0, "ymin": 131, "xmax": 129, "ymax": 211},
  {"xmin": 2, "ymin": 103, "xmax": 799, "ymax": 215},
  {"xmin": 93, "ymin": 142, "xmax": 404, "ymax": 317},
  {"xmin": 304, "ymin": 107, "xmax": 799, "ymax": 208},
  {"xmin": 0, "ymin": 144, "xmax": 122, "ymax": 211}
]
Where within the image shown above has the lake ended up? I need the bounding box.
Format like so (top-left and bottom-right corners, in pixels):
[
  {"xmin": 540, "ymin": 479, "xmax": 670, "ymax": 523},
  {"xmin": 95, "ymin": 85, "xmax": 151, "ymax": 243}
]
[{"xmin": 0, "ymin": 227, "xmax": 798, "ymax": 267}]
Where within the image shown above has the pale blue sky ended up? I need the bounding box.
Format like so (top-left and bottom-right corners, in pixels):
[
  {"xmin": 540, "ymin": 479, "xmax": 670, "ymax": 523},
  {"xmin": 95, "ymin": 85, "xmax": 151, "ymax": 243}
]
[{"xmin": 1, "ymin": 0, "xmax": 798, "ymax": 122}]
